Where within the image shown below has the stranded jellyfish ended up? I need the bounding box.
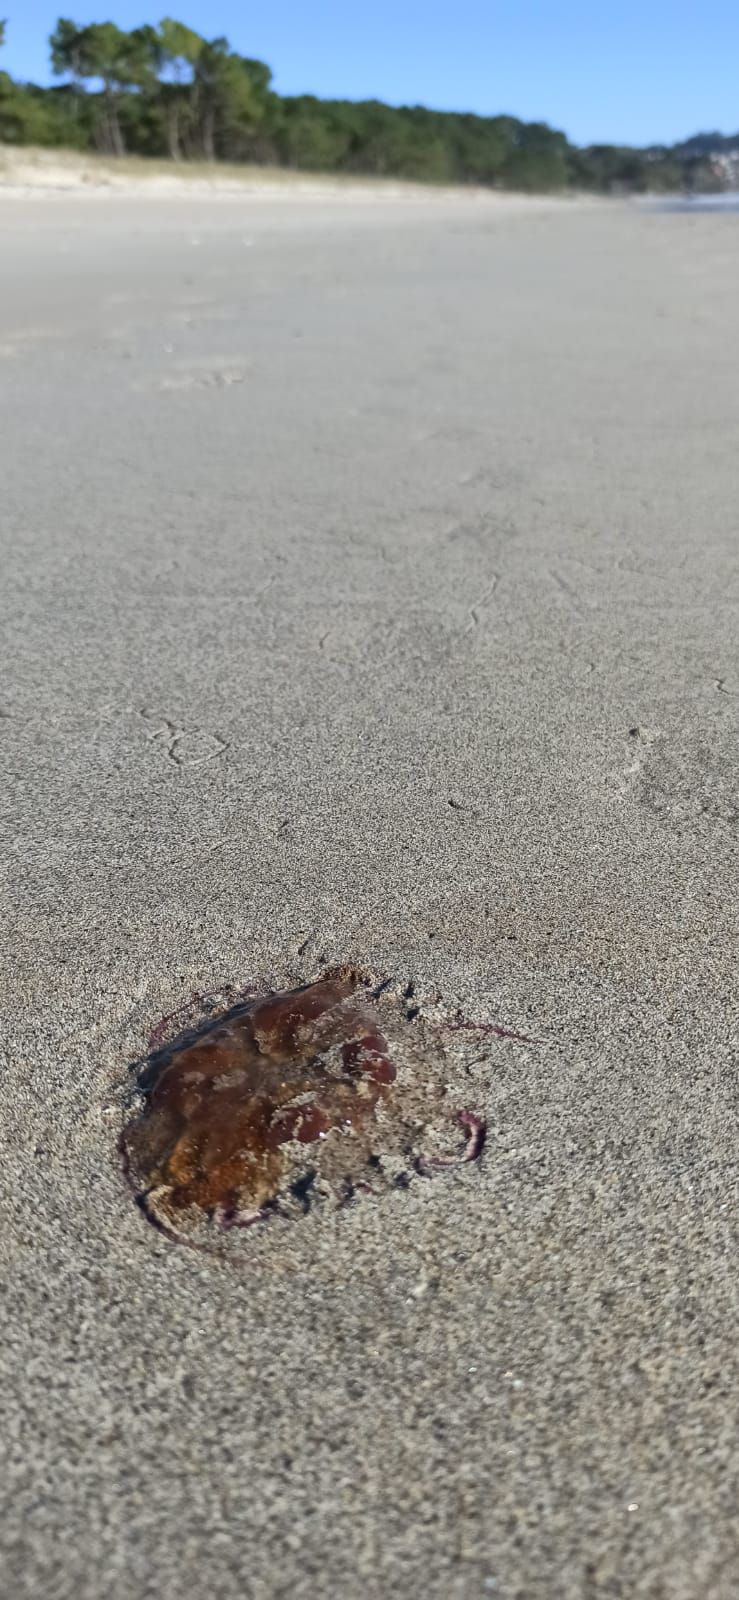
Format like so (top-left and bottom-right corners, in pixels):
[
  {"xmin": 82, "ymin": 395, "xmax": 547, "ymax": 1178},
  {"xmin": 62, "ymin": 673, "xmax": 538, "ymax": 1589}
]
[{"xmin": 121, "ymin": 968, "xmax": 490, "ymax": 1249}]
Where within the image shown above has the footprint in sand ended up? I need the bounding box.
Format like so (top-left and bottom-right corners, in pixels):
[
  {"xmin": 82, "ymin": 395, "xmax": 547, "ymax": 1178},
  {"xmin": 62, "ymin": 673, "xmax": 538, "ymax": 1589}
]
[
  {"xmin": 620, "ymin": 725, "xmax": 738, "ymax": 830},
  {"xmin": 139, "ymin": 361, "xmax": 248, "ymax": 393}
]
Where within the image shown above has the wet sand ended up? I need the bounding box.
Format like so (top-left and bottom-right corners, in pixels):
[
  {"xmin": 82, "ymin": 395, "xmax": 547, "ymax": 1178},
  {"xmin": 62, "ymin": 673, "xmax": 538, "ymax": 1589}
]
[{"xmin": 1, "ymin": 188, "xmax": 738, "ymax": 1598}]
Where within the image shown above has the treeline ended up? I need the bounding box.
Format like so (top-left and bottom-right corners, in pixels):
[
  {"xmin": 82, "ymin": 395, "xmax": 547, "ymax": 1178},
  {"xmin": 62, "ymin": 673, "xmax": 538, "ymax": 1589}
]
[{"xmin": 0, "ymin": 17, "xmax": 725, "ymax": 192}]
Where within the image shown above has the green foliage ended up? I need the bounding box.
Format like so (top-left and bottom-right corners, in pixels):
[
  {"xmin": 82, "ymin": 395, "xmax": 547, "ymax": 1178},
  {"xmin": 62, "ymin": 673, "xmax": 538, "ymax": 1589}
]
[
  {"xmin": 53, "ymin": 19, "xmax": 146, "ymax": 90},
  {"xmin": 49, "ymin": 18, "xmax": 155, "ymax": 152},
  {"xmin": 0, "ymin": 75, "xmax": 89, "ymax": 146},
  {"xmin": 157, "ymin": 15, "xmax": 201, "ymax": 78},
  {"xmin": 49, "ymin": 18, "xmax": 82, "ymax": 80},
  {"xmin": 151, "ymin": 17, "xmax": 202, "ymax": 157},
  {"xmin": 571, "ymin": 144, "xmax": 650, "ymax": 192},
  {"xmin": 0, "ymin": 13, "xmax": 717, "ymax": 193},
  {"xmin": 274, "ymin": 98, "xmax": 542, "ymax": 185},
  {"xmin": 205, "ymin": 50, "xmax": 275, "ymax": 161}
]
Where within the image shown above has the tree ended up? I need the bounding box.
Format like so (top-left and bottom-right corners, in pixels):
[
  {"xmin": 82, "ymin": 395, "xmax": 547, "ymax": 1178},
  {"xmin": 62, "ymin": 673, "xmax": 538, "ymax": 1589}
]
[
  {"xmin": 50, "ymin": 18, "xmax": 88, "ymax": 97},
  {"xmin": 50, "ymin": 19, "xmax": 151, "ymax": 154},
  {"xmin": 500, "ymin": 123, "xmax": 569, "ymax": 191},
  {"xmin": 155, "ymin": 17, "xmax": 202, "ymax": 160},
  {"xmin": 1, "ymin": 18, "xmax": 88, "ymax": 147},
  {"xmin": 0, "ymin": 77, "xmax": 89, "ymax": 147},
  {"xmin": 209, "ymin": 52, "xmax": 274, "ymax": 162},
  {"xmin": 277, "ymin": 96, "xmax": 353, "ymax": 172},
  {"xmin": 192, "ymin": 34, "xmax": 228, "ymax": 160}
]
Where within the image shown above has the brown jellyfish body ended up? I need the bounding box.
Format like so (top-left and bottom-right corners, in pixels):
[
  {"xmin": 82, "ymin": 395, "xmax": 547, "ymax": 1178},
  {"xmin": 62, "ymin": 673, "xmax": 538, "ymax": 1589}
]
[{"xmin": 121, "ymin": 968, "xmax": 495, "ymax": 1250}]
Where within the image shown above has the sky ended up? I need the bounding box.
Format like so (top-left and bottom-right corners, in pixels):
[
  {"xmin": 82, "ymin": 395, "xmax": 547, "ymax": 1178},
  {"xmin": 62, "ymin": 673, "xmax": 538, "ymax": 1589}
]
[{"xmin": 3, "ymin": 1, "xmax": 739, "ymax": 149}]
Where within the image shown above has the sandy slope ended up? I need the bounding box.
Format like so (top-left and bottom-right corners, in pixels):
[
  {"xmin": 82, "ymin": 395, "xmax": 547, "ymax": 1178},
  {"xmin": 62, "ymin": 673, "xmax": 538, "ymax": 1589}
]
[{"xmin": 0, "ymin": 142, "xmax": 576, "ymax": 205}]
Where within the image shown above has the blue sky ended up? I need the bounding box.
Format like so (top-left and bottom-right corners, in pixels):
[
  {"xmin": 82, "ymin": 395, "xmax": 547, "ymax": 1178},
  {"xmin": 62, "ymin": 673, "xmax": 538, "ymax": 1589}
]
[{"xmin": 3, "ymin": 1, "xmax": 738, "ymax": 148}]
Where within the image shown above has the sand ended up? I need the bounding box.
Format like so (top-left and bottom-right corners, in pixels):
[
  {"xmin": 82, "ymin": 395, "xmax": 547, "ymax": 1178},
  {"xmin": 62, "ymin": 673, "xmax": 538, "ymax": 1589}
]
[
  {"xmin": 1, "ymin": 182, "xmax": 738, "ymax": 1599},
  {"xmin": 0, "ymin": 143, "xmax": 574, "ymax": 205}
]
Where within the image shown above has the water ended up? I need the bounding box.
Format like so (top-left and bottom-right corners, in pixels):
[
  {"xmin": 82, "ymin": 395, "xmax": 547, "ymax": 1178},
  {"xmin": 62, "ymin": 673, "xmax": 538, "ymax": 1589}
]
[{"xmin": 646, "ymin": 191, "xmax": 739, "ymax": 212}]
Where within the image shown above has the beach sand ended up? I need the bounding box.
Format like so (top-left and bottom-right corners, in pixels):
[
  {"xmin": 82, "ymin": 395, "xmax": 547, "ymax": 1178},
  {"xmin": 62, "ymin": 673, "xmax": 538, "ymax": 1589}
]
[{"xmin": 1, "ymin": 181, "xmax": 738, "ymax": 1597}]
